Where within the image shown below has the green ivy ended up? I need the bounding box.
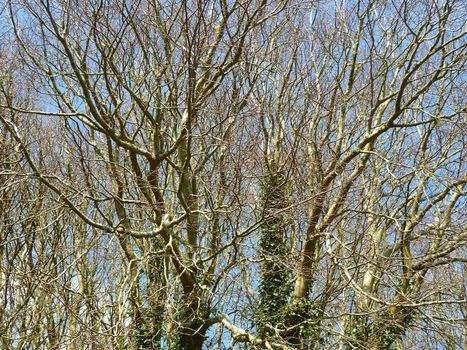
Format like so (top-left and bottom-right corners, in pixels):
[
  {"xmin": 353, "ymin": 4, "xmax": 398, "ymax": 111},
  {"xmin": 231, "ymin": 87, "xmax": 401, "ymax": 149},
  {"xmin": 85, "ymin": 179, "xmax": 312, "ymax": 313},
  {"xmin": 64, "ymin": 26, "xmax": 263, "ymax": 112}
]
[
  {"xmin": 132, "ymin": 305, "xmax": 165, "ymax": 349},
  {"xmin": 257, "ymin": 169, "xmax": 320, "ymax": 347},
  {"xmin": 347, "ymin": 310, "xmax": 414, "ymax": 350},
  {"xmin": 257, "ymin": 169, "xmax": 291, "ymax": 337}
]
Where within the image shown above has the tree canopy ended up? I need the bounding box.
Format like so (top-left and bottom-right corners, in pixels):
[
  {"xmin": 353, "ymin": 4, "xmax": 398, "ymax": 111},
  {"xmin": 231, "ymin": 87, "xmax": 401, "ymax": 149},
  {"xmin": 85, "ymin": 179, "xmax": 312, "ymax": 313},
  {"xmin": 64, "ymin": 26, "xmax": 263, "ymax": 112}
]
[{"xmin": 0, "ymin": 0, "xmax": 466, "ymax": 349}]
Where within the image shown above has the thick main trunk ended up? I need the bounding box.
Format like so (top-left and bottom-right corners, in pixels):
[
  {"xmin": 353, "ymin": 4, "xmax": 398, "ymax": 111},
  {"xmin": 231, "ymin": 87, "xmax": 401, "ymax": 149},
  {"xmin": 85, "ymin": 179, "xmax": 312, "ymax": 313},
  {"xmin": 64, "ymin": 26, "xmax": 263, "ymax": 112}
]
[
  {"xmin": 175, "ymin": 292, "xmax": 209, "ymax": 350},
  {"xmin": 178, "ymin": 329, "xmax": 206, "ymax": 350},
  {"xmin": 294, "ymin": 184, "xmax": 327, "ymax": 299},
  {"xmin": 177, "ymin": 311, "xmax": 208, "ymax": 350}
]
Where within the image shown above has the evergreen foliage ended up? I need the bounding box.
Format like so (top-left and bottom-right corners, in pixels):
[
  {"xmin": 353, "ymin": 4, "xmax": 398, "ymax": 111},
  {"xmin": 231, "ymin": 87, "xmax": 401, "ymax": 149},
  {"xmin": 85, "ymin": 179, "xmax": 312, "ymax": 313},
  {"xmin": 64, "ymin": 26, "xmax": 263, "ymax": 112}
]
[
  {"xmin": 258, "ymin": 169, "xmax": 291, "ymax": 336},
  {"xmin": 348, "ymin": 310, "xmax": 414, "ymax": 350}
]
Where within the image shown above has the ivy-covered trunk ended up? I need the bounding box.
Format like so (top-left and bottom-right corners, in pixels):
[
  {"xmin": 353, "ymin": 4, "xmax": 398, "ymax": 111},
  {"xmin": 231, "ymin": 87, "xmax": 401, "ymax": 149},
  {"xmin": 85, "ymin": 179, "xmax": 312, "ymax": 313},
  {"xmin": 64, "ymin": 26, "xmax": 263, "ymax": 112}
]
[
  {"xmin": 258, "ymin": 169, "xmax": 291, "ymax": 333},
  {"xmin": 347, "ymin": 308, "xmax": 414, "ymax": 349},
  {"xmin": 258, "ymin": 167, "xmax": 319, "ymax": 348},
  {"xmin": 132, "ymin": 239, "xmax": 166, "ymax": 349},
  {"xmin": 176, "ymin": 295, "xmax": 209, "ymax": 350},
  {"xmin": 258, "ymin": 168, "xmax": 305, "ymax": 347}
]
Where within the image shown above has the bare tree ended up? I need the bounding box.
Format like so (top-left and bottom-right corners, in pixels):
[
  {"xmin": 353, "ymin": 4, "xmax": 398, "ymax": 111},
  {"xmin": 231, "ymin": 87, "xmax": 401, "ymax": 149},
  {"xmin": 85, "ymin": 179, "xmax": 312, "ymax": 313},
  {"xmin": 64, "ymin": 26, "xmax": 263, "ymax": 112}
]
[{"xmin": 0, "ymin": 0, "xmax": 465, "ymax": 349}]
